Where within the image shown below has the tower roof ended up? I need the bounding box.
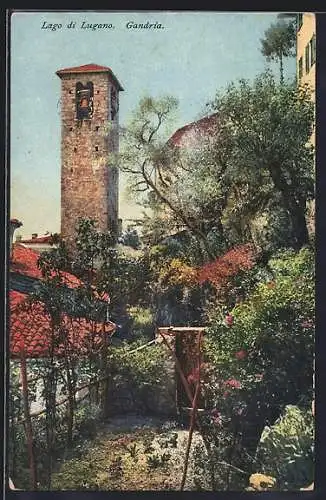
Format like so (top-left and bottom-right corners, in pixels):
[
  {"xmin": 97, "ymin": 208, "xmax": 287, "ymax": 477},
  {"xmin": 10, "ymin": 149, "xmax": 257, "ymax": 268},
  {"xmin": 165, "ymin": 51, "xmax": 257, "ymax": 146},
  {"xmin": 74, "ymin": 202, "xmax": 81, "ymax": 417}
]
[{"xmin": 56, "ymin": 63, "xmax": 124, "ymax": 90}]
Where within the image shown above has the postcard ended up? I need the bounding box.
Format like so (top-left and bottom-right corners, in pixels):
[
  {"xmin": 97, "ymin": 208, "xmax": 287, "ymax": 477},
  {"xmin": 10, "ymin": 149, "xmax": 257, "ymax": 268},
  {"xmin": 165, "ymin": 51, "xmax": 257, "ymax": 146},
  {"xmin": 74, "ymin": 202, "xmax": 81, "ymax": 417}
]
[{"xmin": 6, "ymin": 10, "xmax": 315, "ymax": 493}]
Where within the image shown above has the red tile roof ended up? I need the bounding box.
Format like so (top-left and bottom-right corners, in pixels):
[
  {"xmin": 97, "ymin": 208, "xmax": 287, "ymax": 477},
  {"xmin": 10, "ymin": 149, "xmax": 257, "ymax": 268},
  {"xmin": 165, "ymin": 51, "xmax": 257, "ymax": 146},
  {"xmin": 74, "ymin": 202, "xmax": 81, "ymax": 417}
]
[
  {"xmin": 10, "ymin": 290, "xmax": 116, "ymax": 358},
  {"xmin": 168, "ymin": 113, "xmax": 219, "ymax": 147},
  {"xmin": 19, "ymin": 235, "xmax": 54, "ymax": 244},
  {"xmin": 10, "ymin": 244, "xmax": 114, "ymax": 358},
  {"xmin": 11, "ymin": 244, "xmax": 81, "ymax": 287},
  {"xmin": 56, "ymin": 63, "xmax": 124, "ymax": 90}
]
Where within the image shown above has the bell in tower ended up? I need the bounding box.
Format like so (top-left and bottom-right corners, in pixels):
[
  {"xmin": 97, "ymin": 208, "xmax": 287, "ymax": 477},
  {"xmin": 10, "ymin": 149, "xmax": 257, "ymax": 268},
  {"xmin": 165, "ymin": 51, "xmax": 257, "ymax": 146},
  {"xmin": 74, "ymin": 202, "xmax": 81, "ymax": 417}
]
[{"xmin": 76, "ymin": 81, "xmax": 94, "ymax": 120}]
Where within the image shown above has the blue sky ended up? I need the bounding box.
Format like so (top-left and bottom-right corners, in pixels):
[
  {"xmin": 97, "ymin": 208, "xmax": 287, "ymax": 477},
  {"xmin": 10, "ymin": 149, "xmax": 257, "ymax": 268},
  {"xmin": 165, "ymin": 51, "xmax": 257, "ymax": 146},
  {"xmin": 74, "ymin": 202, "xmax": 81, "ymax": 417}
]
[{"xmin": 10, "ymin": 11, "xmax": 296, "ymax": 238}]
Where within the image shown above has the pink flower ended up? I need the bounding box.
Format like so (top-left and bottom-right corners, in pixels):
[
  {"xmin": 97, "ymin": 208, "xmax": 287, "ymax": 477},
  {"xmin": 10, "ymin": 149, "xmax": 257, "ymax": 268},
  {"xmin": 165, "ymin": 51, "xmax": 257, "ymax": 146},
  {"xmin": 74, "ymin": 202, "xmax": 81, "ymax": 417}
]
[
  {"xmin": 225, "ymin": 314, "xmax": 234, "ymax": 327},
  {"xmin": 224, "ymin": 378, "xmax": 242, "ymax": 389},
  {"xmin": 301, "ymin": 319, "xmax": 314, "ymax": 329},
  {"xmin": 187, "ymin": 362, "xmax": 210, "ymax": 384},
  {"xmin": 210, "ymin": 409, "xmax": 222, "ymax": 426},
  {"xmin": 235, "ymin": 350, "xmax": 247, "ymax": 360},
  {"xmin": 187, "ymin": 367, "xmax": 200, "ymax": 384}
]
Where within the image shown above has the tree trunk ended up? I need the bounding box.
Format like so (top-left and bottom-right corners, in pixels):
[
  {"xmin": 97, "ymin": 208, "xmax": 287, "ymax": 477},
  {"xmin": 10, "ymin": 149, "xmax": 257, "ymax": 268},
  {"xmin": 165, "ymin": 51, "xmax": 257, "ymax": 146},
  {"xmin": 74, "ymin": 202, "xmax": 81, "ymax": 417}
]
[
  {"xmin": 279, "ymin": 53, "xmax": 284, "ymax": 85},
  {"xmin": 268, "ymin": 164, "xmax": 309, "ymax": 249},
  {"xmin": 291, "ymin": 207, "xmax": 310, "ymax": 249}
]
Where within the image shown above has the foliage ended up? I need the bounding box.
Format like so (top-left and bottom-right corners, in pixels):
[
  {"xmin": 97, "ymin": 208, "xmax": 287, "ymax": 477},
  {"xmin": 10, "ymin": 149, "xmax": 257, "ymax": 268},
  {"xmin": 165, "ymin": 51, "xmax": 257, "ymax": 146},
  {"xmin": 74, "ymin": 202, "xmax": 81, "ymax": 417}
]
[
  {"xmin": 205, "ymin": 247, "xmax": 314, "ymax": 406},
  {"xmin": 254, "ymin": 405, "xmax": 314, "ymax": 490},
  {"xmin": 117, "ymin": 95, "xmax": 224, "ymax": 260},
  {"xmin": 196, "ymin": 247, "xmax": 314, "ymax": 489},
  {"xmin": 260, "ymin": 19, "xmax": 296, "ymax": 83},
  {"xmin": 207, "ymin": 71, "xmax": 314, "ymax": 250},
  {"xmin": 196, "ymin": 243, "xmax": 257, "ymax": 303},
  {"xmin": 70, "ymin": 218, "xmax": 145, "ymax": 316},
  {"xmin": 118, "ymin": 226, "xmax": 141, "ymax": 249},
  {"xmin": 121, "ymin": 73, "xmax": 314, "ymax": 257},
  {"xmin": 127, "ymin": 306, "xmax": 155, "ymax": 339},
  {"xmin": 147, "ymin": 243, "xmax": 206, "ymax": 327},
  {"xmin": 50, "ymin": 429, "xmax": 182, "ymax": 490},
  {"xmin": 107, "ymin": 340, "xmax": 172, "ymax": 413},
  {"xmin": 158, "ymin": 258, "xmax": 198, "ymax": 288},
  {"xmin": 146, "ymin": 451, "xmax": 171, "ymax": 469}
]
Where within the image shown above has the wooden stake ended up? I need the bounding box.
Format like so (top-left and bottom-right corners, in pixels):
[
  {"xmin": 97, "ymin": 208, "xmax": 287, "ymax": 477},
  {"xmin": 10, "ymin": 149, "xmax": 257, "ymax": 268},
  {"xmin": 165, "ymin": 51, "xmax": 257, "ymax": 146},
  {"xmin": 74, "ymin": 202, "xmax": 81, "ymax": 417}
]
[
  {"xmin": 20, "ymin": 343, "xmax": 37, "ymax": 490},
  {"xmin": 180, "ymin": 330, "xmax": 202, "ymax": 490},
  {"xmin": 159, "ymin": 329, "xmax": 216, "ymax": 489}
]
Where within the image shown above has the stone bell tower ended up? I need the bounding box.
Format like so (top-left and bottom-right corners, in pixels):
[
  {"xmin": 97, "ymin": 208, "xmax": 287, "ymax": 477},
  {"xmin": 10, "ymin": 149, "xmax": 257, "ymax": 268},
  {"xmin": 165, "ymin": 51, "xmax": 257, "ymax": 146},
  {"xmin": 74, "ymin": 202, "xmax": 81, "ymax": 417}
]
[{"xmin": 56, "ymin": 63, "xmax": 123, "ymax": 246}]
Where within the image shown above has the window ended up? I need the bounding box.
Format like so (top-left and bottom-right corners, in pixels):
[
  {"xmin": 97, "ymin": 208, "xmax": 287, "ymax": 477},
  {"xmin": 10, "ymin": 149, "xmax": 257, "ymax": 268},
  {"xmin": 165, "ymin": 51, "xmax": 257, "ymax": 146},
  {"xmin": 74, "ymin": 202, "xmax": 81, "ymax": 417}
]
[
  {"xmin": 110, "ymin": 87, "xmax": 118, "ymax": 120},
  {"xmin": 310, "ymin": 34, "xmax": 316, "ymax": 66},
  {"xmin": 76, "ymin": 81, "xmax": 94, "ymax": 120},
  {"xmin": 298, "ymin": 57, "xmax": 303, "ymax": 79},
  {"xmin": 297, "ymin": 13, "xmax": 303, "ymax": 31},
  {"xmin": 305, "ymin": 44, "xmax": 310, "ymax": 73}
]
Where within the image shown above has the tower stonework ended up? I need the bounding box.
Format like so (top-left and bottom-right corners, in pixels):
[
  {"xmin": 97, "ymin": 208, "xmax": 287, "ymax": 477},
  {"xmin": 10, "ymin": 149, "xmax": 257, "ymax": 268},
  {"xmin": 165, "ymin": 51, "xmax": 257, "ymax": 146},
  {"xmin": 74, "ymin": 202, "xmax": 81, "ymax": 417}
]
[{"xmin": 56, "ymin": 63, "xmax": 123, "ymax": 246}]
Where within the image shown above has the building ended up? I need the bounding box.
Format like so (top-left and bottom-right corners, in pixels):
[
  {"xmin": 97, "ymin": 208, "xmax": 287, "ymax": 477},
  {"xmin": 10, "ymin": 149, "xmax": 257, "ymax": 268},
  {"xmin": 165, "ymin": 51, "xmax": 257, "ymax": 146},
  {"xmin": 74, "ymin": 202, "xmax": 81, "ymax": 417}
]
[
  {"xmin": 56, "ymin": 63, "xmax": 124, "ymax": 247},
  {"xmin": 168, "ymin": 113, "xmax": 219, "ymax": 149},
  {"xmin": 9, "ymin": 219, "xmax": 115, "ymax": 359},
  {"xmin": 152, "ymin": 113, "xmax": 219, "ymax": 237},
  {"xmin": 16, "ymin": 233, "xmax": 59, "ymax": 253},
  {"xmin": 296, "ymin": 13, "xmax": 316, "ymax": 234},
  {"xmin": 297, "ymin": 13, "xmax": 316, "ymax": 145}
]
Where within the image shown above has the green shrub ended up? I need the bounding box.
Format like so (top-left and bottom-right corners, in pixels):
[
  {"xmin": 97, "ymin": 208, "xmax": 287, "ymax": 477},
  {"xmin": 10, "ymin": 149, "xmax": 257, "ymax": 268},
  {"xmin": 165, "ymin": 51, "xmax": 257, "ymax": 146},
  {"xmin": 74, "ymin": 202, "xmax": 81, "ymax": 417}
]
[
  {"xmin": 107, "ymin": 340, "xmax": 172, "ymax": 413},
  {"xmin": 128, "ymin": 306, "xmax": 155, "ymax": 339},
  {"xmin": 197, "ymin": 247, "xmax": 314, "ymax": 489},
  {"xmin": 255, "ymin": 405, "xmax": 314, "ymax": 490},
  {"xmin": 205, "ymin": 247, "xmax": 314, "ymax": 414}
]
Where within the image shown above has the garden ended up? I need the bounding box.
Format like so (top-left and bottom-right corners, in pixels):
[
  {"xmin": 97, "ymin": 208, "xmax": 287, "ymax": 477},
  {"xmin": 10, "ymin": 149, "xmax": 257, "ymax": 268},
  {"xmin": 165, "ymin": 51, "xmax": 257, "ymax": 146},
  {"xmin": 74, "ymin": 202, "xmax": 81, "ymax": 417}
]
[{"xmin": 8, "ymin": 18, "xmax": 315, "ymax": 492}]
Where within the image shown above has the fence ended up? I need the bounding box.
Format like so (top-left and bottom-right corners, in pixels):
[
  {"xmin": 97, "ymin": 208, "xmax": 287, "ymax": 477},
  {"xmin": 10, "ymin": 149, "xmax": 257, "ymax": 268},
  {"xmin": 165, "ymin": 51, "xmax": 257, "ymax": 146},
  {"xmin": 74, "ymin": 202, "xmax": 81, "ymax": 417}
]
[{"xmin": 8, "ymin": 339, "xmax": 160, "ymax": 490}]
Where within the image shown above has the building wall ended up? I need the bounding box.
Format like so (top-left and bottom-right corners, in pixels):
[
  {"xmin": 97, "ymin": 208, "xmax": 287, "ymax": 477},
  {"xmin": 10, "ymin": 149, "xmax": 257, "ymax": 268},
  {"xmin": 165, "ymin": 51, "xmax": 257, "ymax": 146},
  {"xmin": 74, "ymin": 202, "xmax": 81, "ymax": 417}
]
[
  {"xmin": 60, "ymin": 72, "xmax": 119, "ymax": 246},
  {"xmin": 297, "ymin": 13, "xmax": 316, "ymax": 145},
  {"xmin": 297, "ymin": 13, "xmax": 316, "ymax": 235}
]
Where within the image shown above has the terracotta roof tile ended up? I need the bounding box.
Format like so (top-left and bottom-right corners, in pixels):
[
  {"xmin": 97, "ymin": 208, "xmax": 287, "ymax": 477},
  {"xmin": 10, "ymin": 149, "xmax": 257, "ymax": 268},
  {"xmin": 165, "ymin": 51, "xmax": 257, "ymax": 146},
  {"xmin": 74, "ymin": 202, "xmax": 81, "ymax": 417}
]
[
  {"xmin": 19, "ymin": 235, "xmax": 54, "ymax": 244},
  {"xmin": 168, "ymin": 113, "xmax": 219, "ymax": 147},
  {"xmin": 57, "ymin": 63, "xmax": 112, "ymax": 73},
  {"xmin": 10, "ymin": 246, "xmax": 115, "ymax": 358},
  {"xmin": 56, "ymin": 63, "xmax": 124, "ymax": 91},
  {"xmin": 11, "ymin": 244, "xmax": 81, "ymax": 287},
  {"xmin": 10, "ymin": 290, "xmax": 116, "ymax": 358}
]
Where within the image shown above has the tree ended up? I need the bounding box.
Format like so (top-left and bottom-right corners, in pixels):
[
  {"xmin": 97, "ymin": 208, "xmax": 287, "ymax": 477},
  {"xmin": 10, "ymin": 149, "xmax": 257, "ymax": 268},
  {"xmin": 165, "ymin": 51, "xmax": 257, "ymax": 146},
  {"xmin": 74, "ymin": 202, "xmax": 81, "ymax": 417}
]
[
  {"xmin": 120, "ymin": 72, "xmax": 314, "ymax": 261},
  {"xmin": 260, "ymin": 19, "xmax": 296, "ymax": 84},
  {"xmin": 206, "ymin": 71, "xmax": 314, "ymax": 250},
  {"xmin": 117, "ymin": 96, "xmax": 230, "ymax": 260},
  {"xmin": 118, "ymin": 225, "xmax": 141, "ymax": 249}
]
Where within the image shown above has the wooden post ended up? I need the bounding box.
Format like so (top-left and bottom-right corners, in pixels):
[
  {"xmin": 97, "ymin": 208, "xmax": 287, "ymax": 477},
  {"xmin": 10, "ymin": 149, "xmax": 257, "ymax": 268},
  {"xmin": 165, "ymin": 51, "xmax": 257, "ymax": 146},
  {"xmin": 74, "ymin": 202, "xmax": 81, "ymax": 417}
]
[
  {"xmin": 180, "ymin": 330, "xmax": 202, "ymax": 490},
  {"xmin": 159, "ymin": 328, "xmax": 216, "ymax": 489},
  {"xmin": 20, "ymin": 342, "xmax": 37, "ymax": 490}
]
